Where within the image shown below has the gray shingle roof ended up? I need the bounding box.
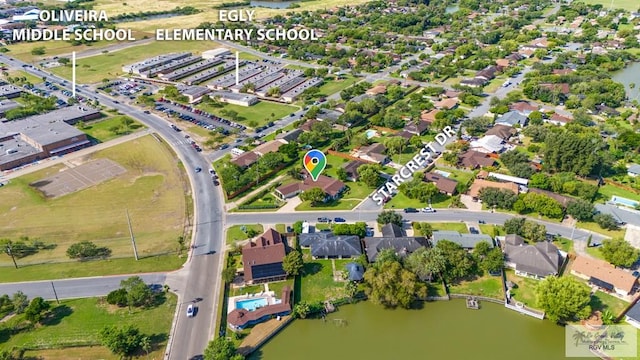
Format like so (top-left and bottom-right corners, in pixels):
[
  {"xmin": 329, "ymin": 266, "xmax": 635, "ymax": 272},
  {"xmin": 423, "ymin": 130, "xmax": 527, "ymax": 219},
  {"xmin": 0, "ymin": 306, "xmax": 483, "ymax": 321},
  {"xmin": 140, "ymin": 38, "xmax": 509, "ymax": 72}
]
[
  {"xmin": 363, "ymin": 236, "xmax": 428, "ymax": 262},
  {"xmin": 625, "ymin": 300, "xmax": 640, "ymax": 322},
  {"xmin": 432, "ymin": 231, "xmax": 493, "ymax": 249},
  {"xmin": 381, "ymin": 223, "xmax": 404, "ymax": 237},
  {"xmin": 299, "ymin": 232, "xmax": 362, "ymax": 258},
  {"xmin": 496, "ymin": 111, "xmax": 528, "ymax": 126},
  {"xmin": 628, "ymin": 164, "xmax": 640, "ymax": 174},
  {"xmin": 504, "ymin": 241, "xmax": 561, "ymax": 277},
  {"xmin": 345, "ymin": 262, "xmax": 364, "ymax": 281}
]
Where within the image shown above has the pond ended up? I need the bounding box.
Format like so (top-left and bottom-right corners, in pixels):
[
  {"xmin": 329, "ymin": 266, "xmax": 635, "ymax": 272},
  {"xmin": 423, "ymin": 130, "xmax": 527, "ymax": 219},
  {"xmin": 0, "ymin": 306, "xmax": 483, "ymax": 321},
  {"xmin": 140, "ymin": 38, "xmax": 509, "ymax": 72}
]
[
  {"xmin": 250, "ymin": 300, "xmax": 568, "ymax": 360},
  {"xmin": 612, "ymin": 61, "xmax": 640, "ymax": 102},
  {"xmin": 250, "ymin": 0, "xmax": 300, "ymax": 9}
]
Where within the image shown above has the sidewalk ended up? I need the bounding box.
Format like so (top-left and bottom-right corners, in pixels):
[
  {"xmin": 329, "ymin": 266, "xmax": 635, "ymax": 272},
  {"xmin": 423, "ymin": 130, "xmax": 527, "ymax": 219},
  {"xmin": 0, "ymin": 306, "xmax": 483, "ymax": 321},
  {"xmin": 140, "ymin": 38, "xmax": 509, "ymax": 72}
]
[{"xmin": 1, "ymin": 129, "xmax": 151, "ymax": 181}]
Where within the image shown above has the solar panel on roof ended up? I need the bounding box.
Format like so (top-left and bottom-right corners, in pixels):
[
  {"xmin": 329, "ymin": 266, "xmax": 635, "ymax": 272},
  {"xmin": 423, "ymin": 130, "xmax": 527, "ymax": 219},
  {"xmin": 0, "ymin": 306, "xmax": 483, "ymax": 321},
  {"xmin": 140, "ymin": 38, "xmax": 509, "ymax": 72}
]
[{"xmin": 251, "ymin": 262, "xmax": 285, "ymax": 280}]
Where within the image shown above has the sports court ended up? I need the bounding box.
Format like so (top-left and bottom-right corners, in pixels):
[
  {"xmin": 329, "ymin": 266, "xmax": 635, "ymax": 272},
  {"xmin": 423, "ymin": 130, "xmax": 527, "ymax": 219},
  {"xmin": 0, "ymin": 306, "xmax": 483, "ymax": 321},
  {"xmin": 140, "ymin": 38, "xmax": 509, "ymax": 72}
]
[{"xmin": 30, "ymin": 158, "xmax": 127, "ymax": 198}]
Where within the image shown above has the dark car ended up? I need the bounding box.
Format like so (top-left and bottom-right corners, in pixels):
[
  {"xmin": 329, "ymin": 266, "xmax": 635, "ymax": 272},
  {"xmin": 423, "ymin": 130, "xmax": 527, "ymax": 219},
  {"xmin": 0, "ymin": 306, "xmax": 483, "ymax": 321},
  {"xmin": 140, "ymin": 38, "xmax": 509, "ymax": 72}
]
[
  {"xmin": 317, "ymin": 217, "xmax": 331, "ymax": 223},
  {"xmin": 404, "ymin": 208, "xmax": 419, "ymax": 213},
  {"xmin": 334, "ymin": 217, "xmax": 346, "ymax": 223},
  {"xmin": 195, "ymin": 167, "xmax": 202, "ymax": 173}
]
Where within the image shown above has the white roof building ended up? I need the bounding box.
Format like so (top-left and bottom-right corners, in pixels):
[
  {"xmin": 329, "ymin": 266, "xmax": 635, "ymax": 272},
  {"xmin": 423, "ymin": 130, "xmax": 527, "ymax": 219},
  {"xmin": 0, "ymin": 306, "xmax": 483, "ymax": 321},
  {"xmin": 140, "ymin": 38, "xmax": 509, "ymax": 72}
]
[{"xmin": 470, "ymin": 135, "xmax": 506, "ymax": 154}]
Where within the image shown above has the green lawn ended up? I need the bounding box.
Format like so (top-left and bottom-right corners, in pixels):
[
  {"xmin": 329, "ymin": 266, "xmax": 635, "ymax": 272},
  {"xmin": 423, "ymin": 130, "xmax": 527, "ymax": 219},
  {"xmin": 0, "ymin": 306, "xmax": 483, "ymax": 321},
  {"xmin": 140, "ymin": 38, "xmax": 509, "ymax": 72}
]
[
  {"xmin": 590, "ymin": 290, "xmax": 628, "ymax": 317},
  {"xmin": 0, "ymin": 254, "xmax": 184, "ymax": 282},
  {"xmin": 448, "ymin": 274, "xmax": 503, "ymax": 299},
  {"xmin": 384, "ymin": 192, "xmax": 427, "ymax": 209},
  {"xmin": 505, "ymin": 269, "xmax": 539, "ymax": 307},
  {"xmin": 576, "ymin": 221, "xmax": 626, "ymax": 239},
  {"xmin": 582, "ymin": 0, "xmax": 639, "ymax": 11},
  {"xmin": 596, "ymin": 184, "xmax": 640, "ymax": 203},
  {"xmin": 3, "ymin": 293, "xmax": 176, "ymax": 356},
  {"xmin": 226, "ymin": 224, "xmax": 264, "ymax": 245},
  {"xmin": 295, "ymin": 199, "xmax": 362, "ymax": 211},
  {"xmin": 427, "ymin": 282, "xmax": 447, "ymax": 297},
  {"xmin": 585, "ymin": 246, "xmax": 606, "ymax": 261},
  {"xmin": 479, "ymin": 224, "xmax": 504, "ymax": 237},
  {"xmin": 0, "ymin": 135, "xmax": 187, "ymax": 272},
  {"xmin": 197, "ymin": 101, "xmax": 298, "ymax": 129},
  {"xmin": 48, "ymin": 40, "xmax": 223, "ymax": 83},
  {"xmin": 6, "ymin": 70, "xmax": 43, "ymax": 85},
  {"xmin": 317, "ymin": 75, "xmax": 359, "ymax": 96},
  {"xmin": 430, "ymin": 223, "xmax": 469, "ymax": 233},
  {"xmin": 81, "ymin": 115, "xmax": 145, "ymax": 142},
  {"xmin": 300, "ymin": 250, "xmax": 349, "ymax": 303},
  {"xmin": 552, "ymin": 237, "xmax": 574, "ymax": 254},
  {"xmin": 275, "ymin": 224, "xmax": 286, "ymax": 233}
]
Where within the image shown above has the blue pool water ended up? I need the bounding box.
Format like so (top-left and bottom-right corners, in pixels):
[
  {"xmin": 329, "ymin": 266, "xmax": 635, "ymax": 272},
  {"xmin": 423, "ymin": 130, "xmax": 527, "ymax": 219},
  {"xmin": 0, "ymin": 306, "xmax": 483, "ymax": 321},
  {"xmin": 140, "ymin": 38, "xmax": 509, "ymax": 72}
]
[
  {"xmin": 236, "ymin": 298, "xmax": 268, "ymax": 311},
  {"xmin": 365, "ymin": 129, "xmax": 378, "ymax": 139},
  {"xmin": 611, "ymin": 196, "xmax": 639, "ymax": 208}
]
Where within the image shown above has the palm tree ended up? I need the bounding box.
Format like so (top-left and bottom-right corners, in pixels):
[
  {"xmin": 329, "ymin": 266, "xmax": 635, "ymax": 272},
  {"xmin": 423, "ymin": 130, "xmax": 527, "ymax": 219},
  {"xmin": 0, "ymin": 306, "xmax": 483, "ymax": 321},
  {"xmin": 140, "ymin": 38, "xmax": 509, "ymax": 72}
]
[{"xmin": 140, "ymin": 336, "xmax": 151, "ymax": 359}]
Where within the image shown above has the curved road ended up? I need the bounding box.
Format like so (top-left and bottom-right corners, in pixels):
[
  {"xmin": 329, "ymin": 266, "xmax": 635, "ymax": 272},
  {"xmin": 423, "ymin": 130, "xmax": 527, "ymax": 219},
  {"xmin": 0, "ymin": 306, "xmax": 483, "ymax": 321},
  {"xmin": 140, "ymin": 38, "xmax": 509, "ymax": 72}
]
[{"xmin": 0, "ymin": 54, "xmax": 225, "ymax": 360}]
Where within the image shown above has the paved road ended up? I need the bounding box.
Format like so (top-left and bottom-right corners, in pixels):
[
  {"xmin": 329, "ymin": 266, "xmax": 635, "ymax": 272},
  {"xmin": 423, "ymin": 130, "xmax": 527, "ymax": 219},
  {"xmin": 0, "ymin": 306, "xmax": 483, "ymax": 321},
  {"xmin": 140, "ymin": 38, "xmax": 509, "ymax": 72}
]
[
  {"xmin": 216, "ymin": 39, "xmax": 323, "ymax": 69},
  {"xmin": 226, "ymin": 209, "xmax": 607, "ymax": 244},
  {"xmin": 0, "ymin": 54, "xmax": 225, "ymax": 360},
  {"xmin": 0, "ymin": 274, "xmax": 166, "ymax": 300}
]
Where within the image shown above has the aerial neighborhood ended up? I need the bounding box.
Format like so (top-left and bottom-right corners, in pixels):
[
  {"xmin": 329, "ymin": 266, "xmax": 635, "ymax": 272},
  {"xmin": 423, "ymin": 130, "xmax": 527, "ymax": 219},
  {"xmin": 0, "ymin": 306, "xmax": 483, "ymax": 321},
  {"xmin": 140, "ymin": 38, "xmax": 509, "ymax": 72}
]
[{"xmin": 1, "ymin": 0, "xmax": 640, "ymax": 359}]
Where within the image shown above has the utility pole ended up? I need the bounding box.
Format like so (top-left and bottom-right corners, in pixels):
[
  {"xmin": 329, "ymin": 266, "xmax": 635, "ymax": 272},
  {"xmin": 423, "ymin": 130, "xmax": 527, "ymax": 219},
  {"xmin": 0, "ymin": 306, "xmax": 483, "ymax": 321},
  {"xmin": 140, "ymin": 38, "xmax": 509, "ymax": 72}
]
[
  {"xmin": 51, "ymin": 282, "xmax": 60, "ymax": 304},
  {"xmin": 126, "ymin": 210, "xmax": 139, "ymax": 260},
  {"xmin": 5, "ymin": 243, "xmax": 17, "ymax": 269}
]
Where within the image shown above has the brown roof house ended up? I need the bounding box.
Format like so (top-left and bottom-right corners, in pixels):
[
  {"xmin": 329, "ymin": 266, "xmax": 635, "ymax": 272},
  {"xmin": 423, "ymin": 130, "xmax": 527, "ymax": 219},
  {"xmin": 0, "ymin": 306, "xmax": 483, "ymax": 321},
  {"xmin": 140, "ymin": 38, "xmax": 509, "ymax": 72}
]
[
  {"xmin": 231, "ymin": 151, "xmax": 260, "ymax": 168},
  {"xmin": 275, "ymin": 175, "xmax": 346, "ymax": 201},
  {"xmin": 404, "ymin": 120, "xmax": 429, "ymax": 135},
  {"xmin": 545, "ymin": 112, "xmax": 573, "ymax": 126},
  {"xmin": 509, "ymin": 101, "xmax": 539, "ymax": 116},
  {"xmin": 354, "ymin": 143, "xmax": 389, "ymax": 164},
  {"xmin": 424, "ymin": 172, "xmax": 458, "ymax": 195},
  {"xmin": 485, "ymin": 124, "xmax": 517, "ymax": 141},
  {"xmin": 458, "ymin": 150, "xmax": 496, "ymax": 169},
  {"xmin": 242, "ymin": 228, "xmax": 287, "ymax": 285},
  {"xmin": 227, "ymin": 286, "xmax": 292, "ymax": 331},
  {"xmin": 433, "ymin": 98, "xmax": 459, "ymax": 110},
  {"xmin": 468, "ymin": 179, "xmax": 519, "ymax": 200},
  {"xmin": 502, "ymin": 234, "xmax": 563, "ymax": 280},
  {"xmin": 253, "ymin": 139, "xmax": 286, "ymax": 156},
  {"xmin": 342, "ymin": 160, "xmax": 367, "ymax": 182},
  {"xmin": 366, "ymin": 85, "xmax": 387, "ymax": 96},
  {"xmin": 571, "ymin": 256, "xmax": 638, "ymax": 296},
  {"xmin": 421, "ymin": 109, "xmax": 440, "ymax": 124}
]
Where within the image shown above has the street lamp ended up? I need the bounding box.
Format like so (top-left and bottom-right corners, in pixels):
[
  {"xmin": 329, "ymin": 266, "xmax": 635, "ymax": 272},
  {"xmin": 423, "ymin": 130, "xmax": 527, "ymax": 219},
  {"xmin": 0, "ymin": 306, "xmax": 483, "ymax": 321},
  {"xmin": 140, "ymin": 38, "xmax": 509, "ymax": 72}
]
[{"xmin": 6, "ymin": 243, "xmax": 17, "ymax": 269}]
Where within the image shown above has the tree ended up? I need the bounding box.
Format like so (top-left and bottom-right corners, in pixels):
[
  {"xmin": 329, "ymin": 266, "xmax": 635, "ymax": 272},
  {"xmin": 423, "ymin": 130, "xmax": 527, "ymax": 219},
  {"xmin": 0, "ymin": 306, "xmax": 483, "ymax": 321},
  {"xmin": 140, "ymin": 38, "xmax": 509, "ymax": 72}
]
[
  {"xmin": 100, "ymin": 324, "xmax": 144, "ymax": 358},
  {"xmin": 222, "ymin": 267, "xmax": 237, "ymax": 284},
  {"xmin": 405, "ymin": 247, "xmax": 446, "ymax": 281},
  {"xmin": 473, "ymin": 241, "xmax": 492, "ymax": 258},
  {"xmin": 536, "ymin": 276, "xmax": 591, "ymax": 323},
  {"xmin": 601, "ymin": 238, "xmax": 640, "ymax": 268},
  {"xmin": 435, "ymin": 240, "xmax": 475, "ymax": 283},
  {"xmin": 566, "ymin": 200, "xmax": 595, "ymax": 221},
  {"xmin": 120, "ymin": 276, "xmax": 153, "ymax": 309},
  {"xmin": 594, "ymin": 213, "xmax": 619, "ymax": 231},
  {"xmin": 279, "ymin": 142, "xmax": 299, "ymax": 159},
  {"xmin": 299, "ymin": 187, "xmax": 326, "ymax": 205},
  {"xmin": 333, "ymin": 222, "xmax": 367, "ymax": 238},
  {"xmin": 345, "ymin": 280, "xmax": 358, "ymax": 299},
  {"xmin": 357, "ymin": 164, "xmax": 381, "ymax": 188},
  {"xmin": 336, "ymin": 167, "xmax": 348, "ymax": 181},
  {"xmin": 203, "ymin": 337, "xmax": 243, "ymax": 360},
  {"xmin": 377, "ymin": 210, "xmax": 403, "ymax": 227},
  {"xmin": 0, "ymin": 294, "xmax": 14, "ymax": 318},
  {"xmin": 31, "ymin": 46, "xmax": 45, "ymax": 55},
  {"xmin": 364, "ymin": 259, "xmax": 427, "ymax": 308},
  {"xmin": 293, "ymin": 220, "xmax": 303, "ymax": 234},
  {"xmin": 140, "ymin": 335, "xmax": 151, "ymax": 359},
  {"xmin": 24, "ymin": 297, "xmax": 50, "ymax": 323},
  {"xmin": 482, "ymin": 248, "xmax": 504, "ymax": 273},
  {"xmin": 415, "ymin": 222, "xmax": 433, "ymax": 238},
  {"xmin": 282, "ymin": 250, "xmax": 304, "ymax": 276},
  {"xmin": 106, "ymin": 288, "xmax": 128, "ymax": 307},
  {"xmin": 12, "ymin": 291, "xmax": 28, "ymax": 314},
  {"xmin": 66, "ymin": 241, "xmax": 111, "ymax": 260}
]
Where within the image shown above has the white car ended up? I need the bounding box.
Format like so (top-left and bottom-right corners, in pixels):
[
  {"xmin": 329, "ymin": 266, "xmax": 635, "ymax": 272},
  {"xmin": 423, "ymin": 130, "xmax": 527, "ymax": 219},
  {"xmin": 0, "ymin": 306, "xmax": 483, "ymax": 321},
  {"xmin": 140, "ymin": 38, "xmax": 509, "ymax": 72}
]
[
  {"xmin": 421, "ymin": 207, "xmax": 436, "ymax": 213},
  {"xmin": 186, "ymin": 304, "xmax": 194, "ymax": 317}
]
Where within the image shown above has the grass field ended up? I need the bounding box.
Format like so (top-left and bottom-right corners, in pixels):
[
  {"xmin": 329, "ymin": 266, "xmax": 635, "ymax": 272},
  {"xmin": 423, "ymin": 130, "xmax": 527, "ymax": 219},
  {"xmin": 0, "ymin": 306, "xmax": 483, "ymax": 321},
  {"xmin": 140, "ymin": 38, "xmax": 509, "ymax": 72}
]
[
  {"xmin": 577, "ymin": 221, "xmax": 626, "ymax": 239},
  {"xmin": 198, "ymin": 101, "xmax": 298, "ymax": 129},
  {"xmin": 300, "ymin": 250, "xmax": 349, "ymax": 303},
  {"xmin": 226, "ymin": 224, "xmax": 264, "ymax": 245},
  {"xmin": 0, "ymin": 135, "xmax": 187, "ymax": 269},
  {"xmin": 505, "ymin": 269, "xmax": 539, "ymax": 307},
  {"xmin": 596, "ymin": 184, "xmax": 640, "ymax": 202},
  {"xmin": 590, "ymin": 290, "xmax": 628, "ymax": 316},
  {"xmin": 317, "ymin": 75, "xmax": 359, "ymax": 96},
  {"xmin": 0, "ymin": 254, "xmax": 184, "ymax": 283},
  {"xmin": 48, "ymin": 41, "xmax": 226, "ymax": 83},
  {"xmin": 585, "ymin": 246, "xmax": 606, "ymax": 260},
  {"xmin": 5, "ymin": 70, "xmax": 42, "ymax": 85},
  {"xmin": 581, "ymin": 0, "xmax": 638, "ymax": 12},
  {"xmin": 81, "ymin": 115, "xmax": 145, "ymax": 142},
  {"xmin": 5, "ymin": 294, "xmax": 175, "ymax": 358},
  {"xmin": 448, "ymin": 274, "xmax": 503, "ymax": 299},
  {"xmin": 430, "ymin": 222, "xmax": 469, "ymax": 233}
]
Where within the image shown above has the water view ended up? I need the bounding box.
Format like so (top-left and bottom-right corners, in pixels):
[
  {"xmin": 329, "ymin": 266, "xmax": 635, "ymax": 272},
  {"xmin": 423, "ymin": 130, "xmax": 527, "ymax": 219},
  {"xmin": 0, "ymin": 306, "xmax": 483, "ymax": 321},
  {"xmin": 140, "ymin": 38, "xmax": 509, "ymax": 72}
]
[
  {"xmin": 250, "ymin": 1, "xmax": 300, "ymax": 9},
  {"xmin": 250, "ymin": 300, "xmax": 568, "ymax": 360},
  {"xmin": 613, "ymin": 61, "xmax": 640, "ymax": 102}
]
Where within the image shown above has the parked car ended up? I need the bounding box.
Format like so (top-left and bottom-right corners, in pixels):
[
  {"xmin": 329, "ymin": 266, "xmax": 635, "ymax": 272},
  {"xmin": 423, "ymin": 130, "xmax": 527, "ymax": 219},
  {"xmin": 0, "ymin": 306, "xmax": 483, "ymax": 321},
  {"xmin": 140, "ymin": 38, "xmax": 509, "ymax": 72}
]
[
  {"xmin": 195, "ymin": 167, "xmax": 202, "ymax": 173},
  {"xmin": 478, "ymin": 220, "xmax": 486, "ymax": 224},
  {"xmin": 633, "ymin": 271, "xmax": 640, "ymax": 278},
  {"xmin": 317, "ymin": 217, "xmax": 331, "ymax": 223},
  {"xmin": 404, "ymin": 208, "xmax": 419, "ymax": 213},
  {"xmin": 186, "ymin": 304, "xmax": 194, "ymax": 317},
  {"xmin": 421, "ymin": 207, "xmax": 436, "ymax": 213},
  {"xmin": 334, "ymin": 217, "xmax": 346, "ymax": 223}
]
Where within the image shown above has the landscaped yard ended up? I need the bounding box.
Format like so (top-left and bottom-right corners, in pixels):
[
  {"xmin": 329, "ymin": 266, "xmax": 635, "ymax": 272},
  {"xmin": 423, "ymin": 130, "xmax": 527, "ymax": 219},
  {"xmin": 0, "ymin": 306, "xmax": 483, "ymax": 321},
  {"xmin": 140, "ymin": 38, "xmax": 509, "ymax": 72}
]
[
  {"xmin": 590, "ymin": 290, "xmax": 628, "ymax": 317},
  {"xmin": 576, "ymin": 221, "xmax": 626, "ymax": 238},
  {"xmin": 505, "ymin": 269, "xmax": 539, "ymax": 307},
  {"xmin": 448, "ymin": 274, "xmax": 503, "ymax": 300},
  {"xmin": 296, "ymin": 199, "xmax": 362, "ymax": 211},
  {"xmin": 479, "ymin": 224, "xmax": 504, "ymax": 237},
  {"xmin": 430, "ymin": 222, "xmax": 469, "ymax": 233},
  {"xmin": 585, "ymin": 246, "xmax": 606, "ymax": 260},
  {"xmin": 226, "ymin": 224, "xmax": 264, "ymax": 245},
  {"xmin": 0, "ymin": 135, "xmax": 188, "ymax": 273},
  {"xmin": 552, "ymin": 237, "xmax": 574, "ymax": 254},
  {"xmin": 81, "ymin": 115, "xmax": 145, "ymax": 142},
  {"xmin": 317, "ymin": 75, "xmax": 359, "ymax": 96},
  {"xmin": 384, "ymin": 192, "xmax": 427, "ymax": 209},
  {"xmin": 6, "ymin": 294, "xmax": 176, "ymax": 359},
  {"xmin": 300, "ymin": 250, "xmax": 350, "ymax": 303},
  {"xmin": 596, "ymin": 184, "xmax": 640, "ymax": 203},
  {"xmin": 197, "ymin": 101, "xmax": 298, "ymax": 129}
]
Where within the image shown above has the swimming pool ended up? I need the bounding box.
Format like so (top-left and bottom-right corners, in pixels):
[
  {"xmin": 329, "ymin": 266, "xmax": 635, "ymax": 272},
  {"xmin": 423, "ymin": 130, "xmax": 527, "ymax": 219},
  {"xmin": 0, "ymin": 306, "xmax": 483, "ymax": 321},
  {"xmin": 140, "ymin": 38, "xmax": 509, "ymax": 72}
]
[
  {"xmin": 611, "ymin": 196, "xmax": 639, "ymax": 208},
  {"xmin": 236, "ymin": 297, "xmax": 268, "ymax": 311},
  {"xmin": 365, "ymin": 129, "xmax": 378, "ymax": 139}
]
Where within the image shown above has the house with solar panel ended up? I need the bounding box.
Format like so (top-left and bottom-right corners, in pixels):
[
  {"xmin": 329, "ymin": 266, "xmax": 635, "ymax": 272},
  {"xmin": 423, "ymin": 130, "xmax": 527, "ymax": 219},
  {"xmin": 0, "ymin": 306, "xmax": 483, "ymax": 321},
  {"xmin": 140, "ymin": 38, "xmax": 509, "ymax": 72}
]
[{"xmin": 241, "ymin": 228, "xmax": 287, "ymax": 285}]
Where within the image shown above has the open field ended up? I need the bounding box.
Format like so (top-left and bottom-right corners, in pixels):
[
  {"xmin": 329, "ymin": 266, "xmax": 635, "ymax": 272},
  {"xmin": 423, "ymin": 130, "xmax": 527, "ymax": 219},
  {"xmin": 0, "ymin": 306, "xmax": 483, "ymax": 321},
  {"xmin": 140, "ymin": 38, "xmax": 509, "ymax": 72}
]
[
  {"xmin": 448, "ymin": 274, "xmax": 503, "ymax": 299},
  {"xmin": 5, "ymin": 70, "xmax": 42, "ymax": 85},
  {"xmin": 81, "ymin": 115, "xmax": 146, "ymax": 142},
  {"xmin": 301, "ymin": 250, "xmax": 349, "ymax": 303},
  {"xmin": 317, "ymin": 75, "xmax": 359, "ymax": 96},
  {"xmin": 198, "ymin": 101, "xmax": 298, "ymax": 129},
  {"xmin": 581, "ymin": 0, "xmax": 639, "ymax": 12},
  {"xmin": 106, "ymin": 0, "xmax": 373, "ymax": 31},
  {"xmin": 3, "ymin": 33, "xmax": 151, "ymax": 63},
  {"xmin": 0, "ymin": 135, "xmax": 187, "ymax": 268},
  {"xmin": 5, "ymin": 294, "xmax": 175, "ymax": 358},
  {"xmin": 48, "ymin": 41, "xmax": 225, "ymax": 83},
  {"xmin": 430, "ymin": 222, "xmax": 469, "ymax": 233}
]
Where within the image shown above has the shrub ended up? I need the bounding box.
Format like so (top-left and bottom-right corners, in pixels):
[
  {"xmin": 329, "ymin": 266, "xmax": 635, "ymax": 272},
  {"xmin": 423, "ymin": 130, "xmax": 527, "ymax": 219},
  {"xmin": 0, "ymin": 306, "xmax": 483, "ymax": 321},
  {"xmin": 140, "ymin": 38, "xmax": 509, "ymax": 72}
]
[
  {"xmin": 106, "ymin": 289, "xmax": 128, "ymax": 307},
  {"xmin": 66, "ymin": 241, "xmax": 111, "ymax": 260}
]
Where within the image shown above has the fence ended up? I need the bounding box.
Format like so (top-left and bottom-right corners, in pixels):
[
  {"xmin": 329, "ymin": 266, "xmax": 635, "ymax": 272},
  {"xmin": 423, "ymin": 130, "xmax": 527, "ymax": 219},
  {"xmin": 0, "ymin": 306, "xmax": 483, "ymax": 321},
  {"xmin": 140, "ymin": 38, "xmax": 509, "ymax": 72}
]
[
  {"xmin": 449, "ymin": 293, "xmax": 504, "ymax": 305},
  {"xmin": 505, "ymin": 300, "xmax": 546, "ymax": 320},
  {"xmin": 224, "ymin": 163, "xmax": 288, "ymax": 200}
]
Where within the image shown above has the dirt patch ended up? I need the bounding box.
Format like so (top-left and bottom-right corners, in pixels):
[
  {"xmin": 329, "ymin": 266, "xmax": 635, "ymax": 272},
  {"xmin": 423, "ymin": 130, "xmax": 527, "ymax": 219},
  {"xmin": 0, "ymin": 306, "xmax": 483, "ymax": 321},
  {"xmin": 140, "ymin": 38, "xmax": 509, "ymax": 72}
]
[{"xmin": 30, "ymin": 158, "xmax": 127, "ymax": 198}]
